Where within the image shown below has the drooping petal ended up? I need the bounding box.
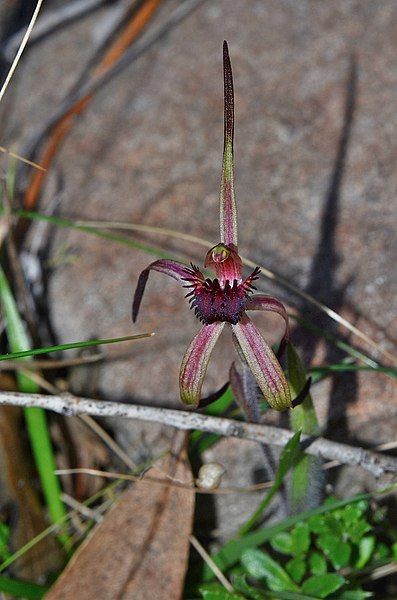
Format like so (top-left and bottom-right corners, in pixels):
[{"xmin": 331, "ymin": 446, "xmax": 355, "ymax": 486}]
[
  {"xmin": 179, "ymin": 322, "xmax": 225, "ymax": 407},
  {"xmin": 220, "ymin": 41, "xmax": 238, "ymax": 248},
  {"xmin": 246, "ymin": 294, "xmax": 290, "ymax": 358},
  {"xmin": 132, "ymin": 259, "xmax": 191, "ymax": 322},
  {"xmin": 231, "ymin": 314, "xmax": 291, "ymax": 411}
]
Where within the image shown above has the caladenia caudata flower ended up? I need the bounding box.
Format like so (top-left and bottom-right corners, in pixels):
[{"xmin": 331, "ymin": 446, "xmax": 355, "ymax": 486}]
[{"xmin": 133, "ymin": 42, "xmax": 306, "ymax": 411}]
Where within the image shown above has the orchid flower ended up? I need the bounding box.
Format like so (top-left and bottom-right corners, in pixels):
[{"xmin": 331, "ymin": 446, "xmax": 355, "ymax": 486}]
[{"xmin": 133, "ymin": 42, "xmax": 293, "ymax": 411}]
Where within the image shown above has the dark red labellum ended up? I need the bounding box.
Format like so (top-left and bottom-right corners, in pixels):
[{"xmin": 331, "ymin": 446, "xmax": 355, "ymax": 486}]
[{"xmin": 183, "ymin": 264, "xmax": 260, "ymax": 325}]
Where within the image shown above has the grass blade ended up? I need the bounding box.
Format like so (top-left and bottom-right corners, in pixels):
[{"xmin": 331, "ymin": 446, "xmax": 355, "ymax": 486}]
[
  {"xmin": 0, "ymin": 264, "xmax": 69, "ymax": 548},
  {"xmin": 14, "ymin": 209, "xmax": 174, "ymax": 260},
  {"xmin": 310, "ymin": 363, "xmax": 397, "ymax": 378},
  {"xmin": 289, "ymin": 314, "xmax": 379, "ymax": 370},
  {"xmin": 0, "ymin": 333, "xmax": 153, "ymax": 362},
  {"xmin": 0, "ymin": 574, "xmax": 48, "ymax": 599}
]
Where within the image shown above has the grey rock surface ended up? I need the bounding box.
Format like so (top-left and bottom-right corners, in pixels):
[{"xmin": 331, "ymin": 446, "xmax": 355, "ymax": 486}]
[{"xmin": 2, "ymin": 0, "xmax": 396, "ymax": 529}]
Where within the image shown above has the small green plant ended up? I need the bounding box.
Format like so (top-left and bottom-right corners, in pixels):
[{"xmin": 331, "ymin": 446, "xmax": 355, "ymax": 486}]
[{"xmin": 198, "ymin": 497, "xmax": 397, "ymax": 599}]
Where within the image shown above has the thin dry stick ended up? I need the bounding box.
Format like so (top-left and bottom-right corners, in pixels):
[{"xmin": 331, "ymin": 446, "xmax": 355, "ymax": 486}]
[
  {"xmin": 322, "ymin": 439, "xmax": 397, "ymax": 471},
  {"xmin": 0, "ymin": 0, "xmax": 47, "ymax": 173},
  {"xmin": 0, "ymin": 390, "xmax": 396, "ymax": 478},
  {"xmin": 0, "ymin": 147, "xmax": 46, "ymax": 171},
  {"xmin": 189, "ymin": 535, "xmax": 234, "ymax": 593},
  {"xmin": 55, "ymin": 432, "xmax": 397, "ymax": 490},
  {"xmin": 364, "ymin": 562, "xmax": 397, "ymax": 582},
  {"xmin": 2, "ymin": 0, "xmax": 107, "ymax": 61},
  {"xmin": 61, "ymin": 492, "xmax": 103, "ymax": 523},
  {"xmin": 375, "ymin": 440, "xmax": 397, "ymax": 452},
  {"xmin": 0, "ymin": 479, "xmax": 125, "ymax": 574},
  {"xmin": 55, "ymin": 467, "xmax": 274, "ymax": 495},
  {"xmin": 73, "ymin": 219, "xmax": 396, "ymax": 366},
  {"xmin": 0, "ymin": 0, "xmax": 45, "ymax": 104},
  {"xmin": 24, "ymin": 370, "xmax": 138, "ymax": 471},
  {"xmin": 79, "ymin": 414, "xmax": 137, "ymax": 471}
]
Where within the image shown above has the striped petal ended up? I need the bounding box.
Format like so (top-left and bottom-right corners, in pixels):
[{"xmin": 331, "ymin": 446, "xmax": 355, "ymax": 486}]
[
  {"xmin": 232, "ymin": 314, "xmax": 291, "ymax": 411},
  {"xmin": 132, "ymin": 259, "xmax": 190, "ymax": 322},
  {"xmin": 246, "ymin": 294, "xmax": 290, "ymax": 359},
  {"xmin": 220, "ymin": 41, "xmax": 238, "ymax": 248},
  {"xmin": 179, "ymin": 322, "xmax": 225, "ymax": 407}
]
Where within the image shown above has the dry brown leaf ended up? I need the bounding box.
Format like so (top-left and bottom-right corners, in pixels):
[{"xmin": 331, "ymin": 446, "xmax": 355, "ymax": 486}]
[
  {"xmin": 46, "ymin": 432, "xmax": 195, "ymax": 600},
  {"xmin": 0, "ymin": 406, "xmax": 64, "ymax": 579}
]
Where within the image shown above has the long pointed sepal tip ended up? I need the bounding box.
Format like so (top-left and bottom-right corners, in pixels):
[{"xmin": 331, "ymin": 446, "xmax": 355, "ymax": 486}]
[{"xmin": 220, "ymin": 39, "xmax": 237, "ymax": 247}]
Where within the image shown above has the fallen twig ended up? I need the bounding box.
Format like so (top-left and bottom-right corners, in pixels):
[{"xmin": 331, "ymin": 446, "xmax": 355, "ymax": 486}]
[
  {"xmin": 0, "ymin": 0, "xmax": 44, "ymax": 104},
  {"xmin": 1, "ymin": 0, "xmax": 109, "ymax": 61},
  {"xmin": 0, "ymin": 391, "xmax": 395, "ymax": 478}
]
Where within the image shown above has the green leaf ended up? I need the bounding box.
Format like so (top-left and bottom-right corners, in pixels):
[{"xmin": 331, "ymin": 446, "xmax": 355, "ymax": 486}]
[
  {"xmin": 301, "ymin": 574, "xmax": 345, "ymax": 598},
  {"xmin": 232, "ymin": 575, "xmax": 266, "ymax": 599},
  {"xmin": 338, "ymin": 504, "xmax": 367, "ymax": 525},
  {"xmin": 239, "ymin": 431, "xmax": 302, "ymax": 535},
  {"xmin": 199, "ymin": 584, "xmax": 244, "ymax": 599},
  {"xmin": 345, "ymin": 519, "xmax": 371, "ymax": 544},
  {"xmin": 308, "ymin": 552, "xmax": 327, "ymax": 576},
  {"xmin": 203, "ymin": 488, "xmax": 395, "ymax": 581},
  {"xmin": 0, "ymin": 333, "xmax": 152, "ymax": 362},
  {"xmin": 241, "ymin": 549, "xmax": 299, "ymax": 592},
  {"xmin": 307, "ymin": 515, "xmax": 329, "ymax": 535},
  {"xmin": 356, "ymin": 536, "xmax": 375, "ymax": 569},
  {"xmin": 0, "ymin": 575, "xmax": 48, "ymax": 599},
  {"xmin": 290, "ymin": 454, "xmax": 324, "ymax": 514},
  {"xmin": 285, "ymin": 557, "xmax": 306, "ymax": 584},
  {"xmin": 323, "ymin": 514, "xmax": 343, "ymax": 537},
  {"xmin": 287, "ymin": 343, "xmax": 321, "ymax": 513},
  {"xmin": 316, "ymin": 534, "xmax": 351, "ymax": 569},
  {"xmin": 291, "ymin": 523, "xmax": 311, "ymax": 556},
  {"xmin": 287, "ymin": 344, "xmax": 319, "ymax": 436},
  {"xmin": 375, "ymin": 542, "xmax": 390, "ymax": 560},
  {"xmin": 270, "ymin": 532, "xmax": 294, "ymax": 555},
  {"xmin": 273, "ymin": 432, "xmax": 303, "ymax": 488}
]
